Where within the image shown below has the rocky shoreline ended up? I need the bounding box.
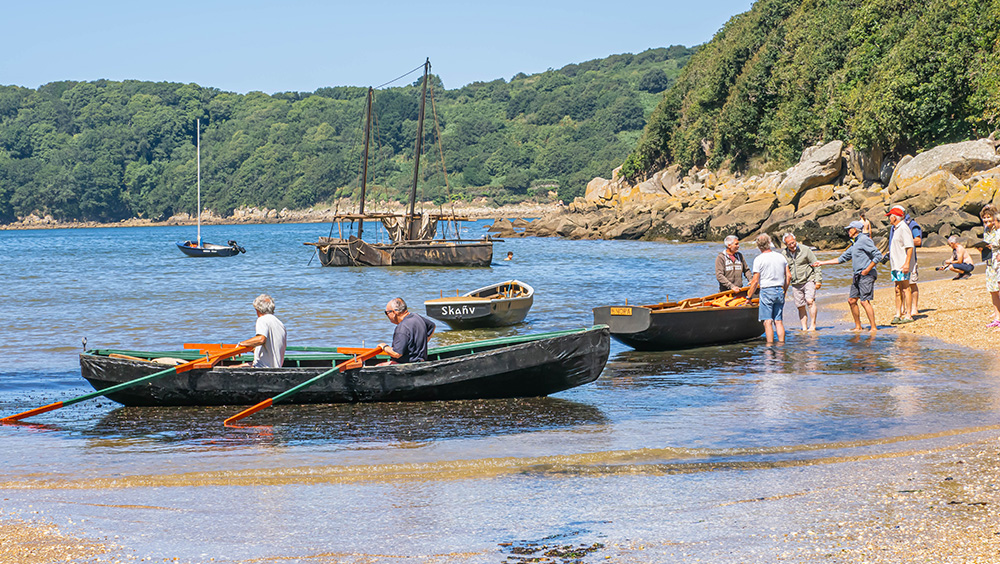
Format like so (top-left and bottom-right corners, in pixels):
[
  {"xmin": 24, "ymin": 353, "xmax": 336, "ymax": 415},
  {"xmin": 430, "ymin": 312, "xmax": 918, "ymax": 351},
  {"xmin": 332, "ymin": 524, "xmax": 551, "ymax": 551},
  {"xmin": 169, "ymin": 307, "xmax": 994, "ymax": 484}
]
[
  {"xmin": 0, "ymin": 201, "xmax": 560, "ymax": 231},
  {"xmin": 512, "ymin": 137, "xmax": 1000, "ymax": 250}
]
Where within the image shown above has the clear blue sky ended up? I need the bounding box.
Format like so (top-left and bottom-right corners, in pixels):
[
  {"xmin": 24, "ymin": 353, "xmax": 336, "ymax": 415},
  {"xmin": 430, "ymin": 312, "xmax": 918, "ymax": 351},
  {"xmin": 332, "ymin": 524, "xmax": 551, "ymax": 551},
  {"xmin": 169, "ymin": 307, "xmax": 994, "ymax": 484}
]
[{"xmin": 4, "ymin": 0, "xmax": 754, "ymax": 94}]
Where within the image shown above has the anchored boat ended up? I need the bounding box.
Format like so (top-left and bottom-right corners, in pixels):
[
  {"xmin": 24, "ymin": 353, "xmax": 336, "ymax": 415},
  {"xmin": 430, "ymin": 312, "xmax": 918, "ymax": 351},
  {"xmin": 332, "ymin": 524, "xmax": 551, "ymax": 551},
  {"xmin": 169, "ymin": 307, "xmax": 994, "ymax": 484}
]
[
  {"xmin": 424, "ymin": 280, "xmax": 534, "ymax": 329},
  {"xmin": 78, "ymin": 326, "xmax": 610, "ymax": 406},
  {"xmin": 304, "ymin": 60, "xmax": 492, "ymax": 267},
  {"xmin": 593, "ymin": 288, "xmax": 763, "ymax": 350}
]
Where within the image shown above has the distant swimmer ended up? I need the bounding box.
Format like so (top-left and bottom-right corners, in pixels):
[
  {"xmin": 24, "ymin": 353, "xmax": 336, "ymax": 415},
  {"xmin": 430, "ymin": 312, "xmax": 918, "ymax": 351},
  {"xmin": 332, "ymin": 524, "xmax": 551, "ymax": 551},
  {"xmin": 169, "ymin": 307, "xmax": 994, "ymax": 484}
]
[{"xmin": 504, "ymin": 251, "xmax": 514, "ymax": 261}]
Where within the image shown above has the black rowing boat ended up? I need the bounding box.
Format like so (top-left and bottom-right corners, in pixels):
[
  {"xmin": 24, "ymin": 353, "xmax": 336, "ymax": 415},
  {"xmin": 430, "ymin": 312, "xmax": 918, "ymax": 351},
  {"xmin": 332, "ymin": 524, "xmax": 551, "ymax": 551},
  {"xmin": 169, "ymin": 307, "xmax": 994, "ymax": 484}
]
[{"xmin": 79, "ymin": 326, "xmax": 610, "ymax": 406}]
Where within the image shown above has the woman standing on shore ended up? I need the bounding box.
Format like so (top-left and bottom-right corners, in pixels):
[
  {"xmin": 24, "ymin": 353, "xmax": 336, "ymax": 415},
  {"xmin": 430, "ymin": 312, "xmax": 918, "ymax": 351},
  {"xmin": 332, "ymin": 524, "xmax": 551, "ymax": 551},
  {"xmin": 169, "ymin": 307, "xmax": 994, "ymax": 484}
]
[{"xmin": 980, "ymin": 204, "xmax": 1000, "ymax": 326}]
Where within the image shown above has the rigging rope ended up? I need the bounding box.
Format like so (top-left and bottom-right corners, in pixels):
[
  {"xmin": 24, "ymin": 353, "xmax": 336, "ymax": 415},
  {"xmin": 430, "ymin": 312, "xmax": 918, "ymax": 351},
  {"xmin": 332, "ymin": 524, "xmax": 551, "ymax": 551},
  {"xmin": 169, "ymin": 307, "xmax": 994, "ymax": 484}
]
[{"xmin": 375, "ymin": 64, "xmax": 426, "ymax": 90}]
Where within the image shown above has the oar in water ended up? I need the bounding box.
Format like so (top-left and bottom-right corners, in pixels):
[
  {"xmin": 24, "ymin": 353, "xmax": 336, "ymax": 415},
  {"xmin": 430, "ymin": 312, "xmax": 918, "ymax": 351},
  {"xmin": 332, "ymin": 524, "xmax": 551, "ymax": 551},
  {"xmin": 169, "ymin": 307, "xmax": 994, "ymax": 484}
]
[
  {"xmin": 1, "ymin": 344, "xmax": 253, "ymax": 424},
  {"xmin": 224, "ymin": 346, "xmax": 383, "ymax": 426}
]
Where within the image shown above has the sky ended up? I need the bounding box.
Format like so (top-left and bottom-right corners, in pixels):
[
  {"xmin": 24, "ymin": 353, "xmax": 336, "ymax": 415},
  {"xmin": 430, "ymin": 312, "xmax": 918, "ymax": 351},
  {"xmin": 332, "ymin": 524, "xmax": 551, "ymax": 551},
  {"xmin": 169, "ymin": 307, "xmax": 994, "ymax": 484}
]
[{"xmin": 4, "ymin": 0, "xmax": 755, "ymax": 94}]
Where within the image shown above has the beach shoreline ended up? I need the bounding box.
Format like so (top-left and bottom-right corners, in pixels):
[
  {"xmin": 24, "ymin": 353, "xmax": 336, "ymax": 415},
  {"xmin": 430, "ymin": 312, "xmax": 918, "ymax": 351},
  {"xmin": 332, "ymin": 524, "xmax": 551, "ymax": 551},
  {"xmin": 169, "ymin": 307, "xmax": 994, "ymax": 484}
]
[{"xmin": 0, "ymin": 202, "xmax": 561, "ymax": 231}]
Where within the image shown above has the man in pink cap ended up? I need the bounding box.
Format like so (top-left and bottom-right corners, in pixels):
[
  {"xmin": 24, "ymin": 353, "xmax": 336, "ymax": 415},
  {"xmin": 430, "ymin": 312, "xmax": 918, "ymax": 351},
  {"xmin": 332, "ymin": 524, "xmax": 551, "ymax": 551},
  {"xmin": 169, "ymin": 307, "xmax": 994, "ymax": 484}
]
[{"xmin": 886, "ymin": 206, "xmax": 915, "ymax": 324}]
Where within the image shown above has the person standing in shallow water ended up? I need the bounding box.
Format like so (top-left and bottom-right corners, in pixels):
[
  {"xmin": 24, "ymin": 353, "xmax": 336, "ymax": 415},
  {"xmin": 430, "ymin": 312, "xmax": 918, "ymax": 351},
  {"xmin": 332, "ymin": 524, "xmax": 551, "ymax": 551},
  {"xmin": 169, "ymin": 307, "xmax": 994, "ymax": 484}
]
[
  {"xmin": 715, "ymin": 235, "xmax": 750, "ymax": 292},
  {"xmin": 781, "ymin": 233, "xmax": 822, "ymax": 331},
  {"xmin": 746, "ymin": 233, "xmax": 791, "ymax": 344},
  {"xmin": 812, "ymin": 220, "xmax": 883, "ymax": 334}
]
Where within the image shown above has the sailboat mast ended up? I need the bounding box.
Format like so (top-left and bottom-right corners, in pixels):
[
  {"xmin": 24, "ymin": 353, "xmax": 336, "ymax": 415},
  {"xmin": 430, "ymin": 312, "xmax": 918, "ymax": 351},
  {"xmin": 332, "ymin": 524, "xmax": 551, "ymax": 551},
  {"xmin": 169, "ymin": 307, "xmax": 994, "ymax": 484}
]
[
  {"xmin": 407, "ymin": 58, "xmax": 430, "ymax": 240},
  {"xmin": 196, "ymin": 118, "xmax": 201, "ymax": 247},
  {"xmin": 358, "ymin": 87, "xmax": 373, "ymax": 241}
]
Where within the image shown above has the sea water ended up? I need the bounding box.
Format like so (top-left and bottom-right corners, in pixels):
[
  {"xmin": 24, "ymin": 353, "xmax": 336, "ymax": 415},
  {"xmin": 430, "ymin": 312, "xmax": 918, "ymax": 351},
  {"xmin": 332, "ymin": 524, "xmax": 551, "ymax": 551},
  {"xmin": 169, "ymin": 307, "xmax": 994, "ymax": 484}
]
[{"xmin": 2, "ymin": 221, "xmax": 998, "ymax": 563}]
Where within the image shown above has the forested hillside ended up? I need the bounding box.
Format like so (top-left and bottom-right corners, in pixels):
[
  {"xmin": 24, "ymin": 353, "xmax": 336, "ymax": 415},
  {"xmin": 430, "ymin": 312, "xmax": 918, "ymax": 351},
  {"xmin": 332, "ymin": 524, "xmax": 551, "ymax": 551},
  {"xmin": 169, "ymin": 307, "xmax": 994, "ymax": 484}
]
[
  {"xmin": 0, "ymin": 46, "xmax": 694, "ymax": 223},
  {"xmin": 623, "ymin": 0, "xmax": 1000, "ymax": 179}
]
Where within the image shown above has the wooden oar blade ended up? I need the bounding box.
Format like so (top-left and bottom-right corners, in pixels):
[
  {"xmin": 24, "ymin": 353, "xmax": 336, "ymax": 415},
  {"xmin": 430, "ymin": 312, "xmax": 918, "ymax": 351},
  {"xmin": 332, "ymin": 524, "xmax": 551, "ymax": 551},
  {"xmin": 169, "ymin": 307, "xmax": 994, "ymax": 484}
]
[
  {"xmin": 1, "ymin": 401, "xmax": 65, "ymax": 424},
  {"xmin": 1, "ymin": 345, "xmax": 253, "ymax": 423},
  {"xmin": 224, "ymin": 399, "xmax": 274, "ymax": 426}
]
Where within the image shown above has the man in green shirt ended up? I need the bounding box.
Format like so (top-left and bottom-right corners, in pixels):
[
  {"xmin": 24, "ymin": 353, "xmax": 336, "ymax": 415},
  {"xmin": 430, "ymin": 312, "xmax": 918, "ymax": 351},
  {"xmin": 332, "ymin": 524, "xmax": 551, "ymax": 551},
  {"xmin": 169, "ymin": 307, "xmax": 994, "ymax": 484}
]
[{"xmin": 781, "ymin": 233, "xmax": 822, "ymax": 331}]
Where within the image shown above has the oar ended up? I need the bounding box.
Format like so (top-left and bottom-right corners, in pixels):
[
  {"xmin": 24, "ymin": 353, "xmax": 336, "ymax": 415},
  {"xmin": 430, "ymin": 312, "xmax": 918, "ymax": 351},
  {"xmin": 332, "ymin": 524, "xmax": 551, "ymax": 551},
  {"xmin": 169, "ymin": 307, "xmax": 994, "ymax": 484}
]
[
  {"xmin": 223, "ymin": 346, "xmax": 383, "ymax": 426},
  {"xmin": 1, "ymin": 344, "xmax": 253, "ymax": 424}
]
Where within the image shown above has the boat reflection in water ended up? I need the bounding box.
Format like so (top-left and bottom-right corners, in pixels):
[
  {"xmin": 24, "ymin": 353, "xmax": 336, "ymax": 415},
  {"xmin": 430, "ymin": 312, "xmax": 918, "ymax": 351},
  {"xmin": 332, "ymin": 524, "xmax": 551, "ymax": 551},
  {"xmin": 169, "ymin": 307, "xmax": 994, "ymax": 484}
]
[{"xmin": 88, "ymin": 397, "xmax": 608, "ymax": 448}]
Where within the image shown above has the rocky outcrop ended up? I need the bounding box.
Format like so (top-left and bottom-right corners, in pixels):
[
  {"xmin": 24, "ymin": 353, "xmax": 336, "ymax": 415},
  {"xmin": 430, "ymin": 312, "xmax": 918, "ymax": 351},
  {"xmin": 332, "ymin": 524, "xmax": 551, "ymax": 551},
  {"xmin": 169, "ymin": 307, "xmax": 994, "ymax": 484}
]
[
  {"xmin": 776, "ymin": 141, "xmax": 844, "ymax": 206},
  {"xmin": 523, "ymin": 137, "xmax": 1000, "ymax": 249}
]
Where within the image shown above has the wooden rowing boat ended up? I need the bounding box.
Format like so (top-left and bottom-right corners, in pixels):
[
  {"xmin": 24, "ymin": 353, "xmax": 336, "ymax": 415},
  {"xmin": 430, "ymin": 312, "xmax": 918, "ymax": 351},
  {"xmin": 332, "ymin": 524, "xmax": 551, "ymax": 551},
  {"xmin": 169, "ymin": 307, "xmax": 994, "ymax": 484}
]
[
  {"xmin": 424, "ymin": 280, "xmax": 534, "ymax": 329},
  {"xmin": 78, "ymin": 326, "xmax": 610, "ymax": 406},
  {"xmin": 593, "ymin": 288, "xmax": 763, "ymax": 350}
]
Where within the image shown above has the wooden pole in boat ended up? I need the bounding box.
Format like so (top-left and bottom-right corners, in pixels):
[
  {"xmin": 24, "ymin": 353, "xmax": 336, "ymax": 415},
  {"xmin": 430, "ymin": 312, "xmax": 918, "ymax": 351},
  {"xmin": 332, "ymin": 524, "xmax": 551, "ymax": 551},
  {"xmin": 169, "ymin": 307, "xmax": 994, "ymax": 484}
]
[
  {"xmin": 357, "ymin": 87, "xmax": 373, "ymax": 242},
  {"xmin": 406, "ymin": 58, "xmax": 430, "ymax": 241},
  {"xmin": 223, "ymin": 346, "xmax": 383, "ymax": 425},
  {"xmin": 1, "ymin": 345, "xmax": 253, "ymax": 423}
]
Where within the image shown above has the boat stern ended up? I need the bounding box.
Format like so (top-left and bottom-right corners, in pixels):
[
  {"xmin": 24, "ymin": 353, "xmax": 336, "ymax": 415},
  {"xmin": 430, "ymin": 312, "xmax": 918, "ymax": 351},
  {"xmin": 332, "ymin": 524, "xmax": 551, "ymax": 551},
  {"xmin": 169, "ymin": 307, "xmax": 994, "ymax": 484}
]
[{"xmin": 592, "ymin": 305, "xmax": 652, "ymax": 334}]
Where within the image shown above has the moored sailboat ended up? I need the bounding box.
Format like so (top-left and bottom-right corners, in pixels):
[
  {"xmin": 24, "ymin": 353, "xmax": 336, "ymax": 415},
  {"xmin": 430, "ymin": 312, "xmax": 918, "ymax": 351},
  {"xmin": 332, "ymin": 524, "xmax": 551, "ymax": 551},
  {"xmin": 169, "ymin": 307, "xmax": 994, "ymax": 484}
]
[{"xmin": 176, "ymin": 118, "xmax": 245, "ymax": 257}]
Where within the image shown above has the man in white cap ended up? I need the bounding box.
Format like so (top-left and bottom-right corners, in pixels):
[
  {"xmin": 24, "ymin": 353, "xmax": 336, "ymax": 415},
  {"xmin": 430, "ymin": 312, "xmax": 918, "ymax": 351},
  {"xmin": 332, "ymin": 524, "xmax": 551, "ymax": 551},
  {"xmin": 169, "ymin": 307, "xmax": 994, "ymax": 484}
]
[
  {"xmin": 883, "ymin": 204, "xmax": 922, "ymax": 316},
  {"xmin": 885, "ymin": 206, "xmax": 915, "ymax": 324},
  {"xmin": 813, "ymin": 220, "xmax": 883, "ymax": 333}
]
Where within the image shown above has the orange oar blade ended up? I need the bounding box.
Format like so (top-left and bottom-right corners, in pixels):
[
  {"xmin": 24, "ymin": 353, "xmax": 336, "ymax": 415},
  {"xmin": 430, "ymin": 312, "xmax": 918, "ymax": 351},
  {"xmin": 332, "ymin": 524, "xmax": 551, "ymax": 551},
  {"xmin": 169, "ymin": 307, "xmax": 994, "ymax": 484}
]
[
  {"xmin": 224, "ymin": 398, "xmax": 274, "ymax": 426},
  {"xmin": 1, "ymin": 401, "xmax": 64, "ymax": 424}
]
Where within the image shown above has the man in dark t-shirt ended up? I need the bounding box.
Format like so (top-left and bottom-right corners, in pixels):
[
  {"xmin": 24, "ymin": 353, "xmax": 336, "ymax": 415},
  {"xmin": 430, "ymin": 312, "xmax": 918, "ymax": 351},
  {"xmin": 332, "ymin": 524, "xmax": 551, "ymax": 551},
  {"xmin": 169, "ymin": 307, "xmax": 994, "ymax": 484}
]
[{"xmin": 379, "ymin": 297, "xmax": 436, "ymax": 364}]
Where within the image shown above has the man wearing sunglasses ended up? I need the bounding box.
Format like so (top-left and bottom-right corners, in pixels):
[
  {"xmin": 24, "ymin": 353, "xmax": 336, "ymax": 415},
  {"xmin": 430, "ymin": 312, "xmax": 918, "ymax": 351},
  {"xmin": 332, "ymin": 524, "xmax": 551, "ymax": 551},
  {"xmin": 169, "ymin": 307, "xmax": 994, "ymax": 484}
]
[{"xmin": 379, "ymin": 297, "xmax": 436, "ymax": 364}]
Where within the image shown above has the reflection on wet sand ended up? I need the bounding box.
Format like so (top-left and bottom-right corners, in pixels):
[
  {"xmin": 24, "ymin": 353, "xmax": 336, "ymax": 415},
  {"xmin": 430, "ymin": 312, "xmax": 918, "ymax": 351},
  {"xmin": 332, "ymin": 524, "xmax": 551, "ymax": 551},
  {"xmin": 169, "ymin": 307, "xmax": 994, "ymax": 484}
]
[{"xmin": 6, "ymin": 426, "xmax": 1000, "ymax": 491}]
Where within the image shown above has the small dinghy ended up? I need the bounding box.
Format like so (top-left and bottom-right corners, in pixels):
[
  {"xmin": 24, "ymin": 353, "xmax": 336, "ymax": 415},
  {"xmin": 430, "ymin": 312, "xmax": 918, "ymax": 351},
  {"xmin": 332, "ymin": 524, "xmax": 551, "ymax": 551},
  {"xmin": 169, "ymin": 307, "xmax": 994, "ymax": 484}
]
[
  {"xmin": 424, "ymin": 280, "xmax": 534, "ymax": 329},
  {"xmin": 176, "ymin": 239, "xmax": 246, "ymax": 257}
]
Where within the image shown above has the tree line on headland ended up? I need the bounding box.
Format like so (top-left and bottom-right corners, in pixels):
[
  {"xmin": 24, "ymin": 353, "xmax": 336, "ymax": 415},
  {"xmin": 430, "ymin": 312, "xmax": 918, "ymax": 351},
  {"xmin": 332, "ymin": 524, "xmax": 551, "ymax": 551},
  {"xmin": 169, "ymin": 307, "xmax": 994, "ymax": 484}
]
[
  {"xmin": 624, "ymin": 0, "xmax": 1000, "ymax": 179},
  {"xmin": 0, "ymin": 46, "xmax": 693, "ymax": 224}
]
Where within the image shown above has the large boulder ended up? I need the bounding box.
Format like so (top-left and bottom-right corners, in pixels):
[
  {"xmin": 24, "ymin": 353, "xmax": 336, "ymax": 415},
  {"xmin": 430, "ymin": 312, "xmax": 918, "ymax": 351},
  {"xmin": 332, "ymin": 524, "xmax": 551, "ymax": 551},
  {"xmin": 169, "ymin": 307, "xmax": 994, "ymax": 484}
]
[
  {"xmin": 891, "ymin": 170, "xmax": 965, "ymax": 216},
  {"xmin": 796, "ymin": 185, "xmax": 836, "ymax": 210},
  {"xmin": 647, "ymin": 209, "xmax": 712, "ymax": 241},
  {"xmin": 776, "ymin": 140, "xmax": 844, "ymax": 206},
  {"xmin": 960, "ymin": 176, "xmax": 1000, "ymax": 215},
  {"xmin": 606, "ymin": 215, "xmax": 653, "ymax": 240},
  {"xmin": 654, "ymin": 165, "xmax": 683, "ymax": 195},
  {"xmin": 708, "ymin": 195, "xmax": 778, "ymax": 240},
  {"xmin": 845, "ymin": 145, "xmax": 883, "ymax": 182},
  {"xmin": 585, "ymin": 177, "xmax": 613, "ymax": 202},
  {"xmin": 486, "ymin": 218, "xmax": 515, "ymax": 235},
  {"xmin": 889, "ymin": 138, "xmax": 1000, "ymax": 192},
  {"xmin": 915, "ymin": 205, "xmax": 982, "ymax": 235}
]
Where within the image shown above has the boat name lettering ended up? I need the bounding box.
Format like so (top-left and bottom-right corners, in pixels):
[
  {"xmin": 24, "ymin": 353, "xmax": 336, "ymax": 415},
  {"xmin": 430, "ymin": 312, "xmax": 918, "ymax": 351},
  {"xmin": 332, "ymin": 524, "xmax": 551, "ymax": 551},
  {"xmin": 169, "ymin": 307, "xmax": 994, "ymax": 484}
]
[
  {"xmin": 441, "ymin": 305, "xmax": 479, "ymax": 316},
  {"xmin": 610, "ymin": 307, "xmax": 632, "ymax": 316}
]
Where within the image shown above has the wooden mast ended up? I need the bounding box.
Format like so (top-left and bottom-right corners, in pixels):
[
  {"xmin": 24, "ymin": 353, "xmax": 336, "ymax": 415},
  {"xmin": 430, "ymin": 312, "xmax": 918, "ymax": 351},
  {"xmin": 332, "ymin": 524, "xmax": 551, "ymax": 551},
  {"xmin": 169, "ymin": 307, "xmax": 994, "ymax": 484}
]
[
  {"xmin": 406, "ymin": 58, "xmax": 430, "ymax": 241},
  {"xmin": 357, "ymin": 87, "xmax": 373, "ymax": 241},
  {"xmin": 196, "ymin": 118, "xmax": 201, "ymax": 247}
]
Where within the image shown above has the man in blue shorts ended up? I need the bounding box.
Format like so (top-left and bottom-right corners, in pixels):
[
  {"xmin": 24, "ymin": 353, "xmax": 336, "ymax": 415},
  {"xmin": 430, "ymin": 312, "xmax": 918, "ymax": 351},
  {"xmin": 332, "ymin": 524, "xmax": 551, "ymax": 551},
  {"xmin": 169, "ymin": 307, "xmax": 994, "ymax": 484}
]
[
  {"xmin": 886, "ymin": 206, "xmax": 915, "ymax": 324},
  {"xmin": 813, "ymin": 221, "xmax": 883, "ymax": 333},
  {"xmin": 746, "ymin": 233, "xmax": 791, "ymax": 343}
]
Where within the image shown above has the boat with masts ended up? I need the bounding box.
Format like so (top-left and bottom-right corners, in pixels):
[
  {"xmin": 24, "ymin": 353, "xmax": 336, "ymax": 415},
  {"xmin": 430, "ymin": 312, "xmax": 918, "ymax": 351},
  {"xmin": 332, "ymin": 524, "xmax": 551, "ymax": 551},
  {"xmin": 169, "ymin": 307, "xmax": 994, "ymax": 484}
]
[{"xmin": 304, "ymin": 59, "xmax": 493, "ymax": 267}]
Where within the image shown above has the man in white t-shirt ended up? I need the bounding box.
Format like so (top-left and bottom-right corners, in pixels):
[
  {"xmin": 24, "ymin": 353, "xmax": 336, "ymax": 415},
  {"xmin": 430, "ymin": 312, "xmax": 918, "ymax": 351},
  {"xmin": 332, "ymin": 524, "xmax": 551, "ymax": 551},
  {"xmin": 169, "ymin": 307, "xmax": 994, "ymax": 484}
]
[
  {"xmin": 886, "ymin": 207, "xmax": 915, "ymax": 325},
  {"xmin": 237, "ymin": 294, "xmax": 287, "ymax": 368},
  {"xmin": 746, "ymin": 233, "xmax": 791, "ymax": 343}
]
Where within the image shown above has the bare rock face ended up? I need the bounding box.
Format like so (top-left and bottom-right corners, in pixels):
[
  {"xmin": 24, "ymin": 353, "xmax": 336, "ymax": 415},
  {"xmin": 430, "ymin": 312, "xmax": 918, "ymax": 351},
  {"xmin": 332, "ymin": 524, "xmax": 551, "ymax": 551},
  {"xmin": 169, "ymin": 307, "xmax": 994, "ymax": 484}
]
[
  {"xmin": 960, "ymin": 176, "xmax": 1000, "ymax": 215},
  {"xmin": 606, "ymin": 215, "xmax": 653, "ymax": 240},
  {"xmin": 797, "ymin": 185, "xmax": 836, "ymax": 210},
  {"xmin": 845, "ymin": 145, "xmax": 883, "ymax": 182},
  {"xmin": 708, "ymin": 195, "xmax": 778, "ymax": 240},
  {"xmin": 487, "ymin": 218, "xmax": 516, "ymax": 236},
  {"xmin": 585, "ymin": 177, "xmax": 613, "ymax": 202},
  {"xmin": 776, "ymin": 141, "xmax": 844, "ymax": 206},
  {"xmin": 647, "ymin": 210, "xmax": 712, "ymax": 241},
  {"xmin": 916, "ymin": 206, "xmax": 981, "ymax": 235},
  {"xmin": 889, "ymin": 138, "xmax": 1000, "ymax": 193},
  {"xmin": 890, "ymin": 170, "xmax": 965, "ymax": 216},
  {"xmin": 654, "ymin": 165, "xmax": 684, "ymax": 195}
]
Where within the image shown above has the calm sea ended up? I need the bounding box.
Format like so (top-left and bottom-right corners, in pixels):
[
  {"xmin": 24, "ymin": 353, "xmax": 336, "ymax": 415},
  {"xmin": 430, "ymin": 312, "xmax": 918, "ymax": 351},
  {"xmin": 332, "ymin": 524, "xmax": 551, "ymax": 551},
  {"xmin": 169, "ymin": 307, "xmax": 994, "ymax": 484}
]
[{"xmin": 2, "ymin": 221, "xmax": 998, "ymax": 563}]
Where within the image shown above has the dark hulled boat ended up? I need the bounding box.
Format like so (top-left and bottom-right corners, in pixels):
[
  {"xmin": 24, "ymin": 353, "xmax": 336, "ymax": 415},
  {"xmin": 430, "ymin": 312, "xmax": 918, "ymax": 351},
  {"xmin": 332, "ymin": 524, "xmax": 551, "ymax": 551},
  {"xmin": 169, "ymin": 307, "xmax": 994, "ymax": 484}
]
[
  {"xmin": 593, "ymin": 289, "xmax": 763, "ymax": 350},
  {"xmin": 305, "ymin": 60, "xmax": 492, "ymax": 267},
  {"xmin": 424, "ymin": 280, "xmax": 534, "ymax": 329},
  {"xmin": 176, "ymin": 240, "xmax": 245, "ymax": 257},
  {"xmin": 78, "ymin": 326, "xmax": 610, "ymax": 406}
]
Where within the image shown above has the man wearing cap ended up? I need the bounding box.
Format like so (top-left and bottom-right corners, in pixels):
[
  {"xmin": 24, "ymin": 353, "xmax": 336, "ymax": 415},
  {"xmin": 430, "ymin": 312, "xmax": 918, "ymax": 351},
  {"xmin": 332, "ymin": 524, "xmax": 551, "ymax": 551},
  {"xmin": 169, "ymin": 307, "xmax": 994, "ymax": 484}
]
[
  {"xmin": 236, "ymin": 294, "xmax": 287, "ymax": 368},
  {"xmin": 883, "ymin": 205, "xmax": 922, "ymax": 316},
  {"xmin": 813, "ymin": 221, "xmax": 883, "ymax": 333},
  {"xmin": 886, "ymin": 207, "xmax": 915, "ymax": 324}
]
